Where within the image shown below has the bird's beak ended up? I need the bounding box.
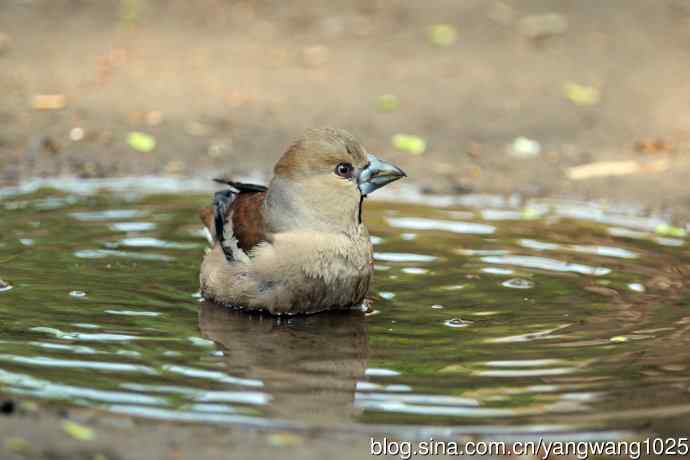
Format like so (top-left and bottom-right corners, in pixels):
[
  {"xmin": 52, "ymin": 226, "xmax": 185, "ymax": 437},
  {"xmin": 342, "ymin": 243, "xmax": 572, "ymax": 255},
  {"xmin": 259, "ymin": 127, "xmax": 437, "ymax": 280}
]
[{"xmin": 357, "ymin": 154, "xmax": 407, "ymax": 196}]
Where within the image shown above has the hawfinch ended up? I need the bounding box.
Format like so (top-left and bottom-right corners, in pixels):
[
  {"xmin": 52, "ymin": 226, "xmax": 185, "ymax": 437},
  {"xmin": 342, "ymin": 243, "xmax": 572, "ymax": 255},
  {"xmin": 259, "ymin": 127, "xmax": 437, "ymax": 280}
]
[{"xmin": 199, "ymin": 128, "xmax": 406, "ymax": 315}]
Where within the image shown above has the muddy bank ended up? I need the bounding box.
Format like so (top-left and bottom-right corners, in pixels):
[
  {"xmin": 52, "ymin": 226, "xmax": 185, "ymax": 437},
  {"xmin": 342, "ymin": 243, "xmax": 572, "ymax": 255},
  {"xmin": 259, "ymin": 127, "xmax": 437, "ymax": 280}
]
[
  {"xmin": 0, "ymin": 402, "xmax": 375, "ymax": 460},
  {"xmin": 1, "ymin": 0, "xmax": 690, "ymax": 220}
]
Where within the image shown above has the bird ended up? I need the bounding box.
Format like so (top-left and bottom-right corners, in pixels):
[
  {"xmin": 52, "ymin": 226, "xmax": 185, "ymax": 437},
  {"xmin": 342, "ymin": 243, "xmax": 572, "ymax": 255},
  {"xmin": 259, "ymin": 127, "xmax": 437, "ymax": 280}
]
[{"xmin": 198, "ymin": 127, "xmax": 406, "ymax": 315}]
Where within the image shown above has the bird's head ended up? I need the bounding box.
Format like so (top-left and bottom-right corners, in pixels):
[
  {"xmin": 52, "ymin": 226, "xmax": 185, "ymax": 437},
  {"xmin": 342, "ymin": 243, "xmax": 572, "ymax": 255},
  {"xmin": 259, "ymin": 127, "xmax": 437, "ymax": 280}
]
[
  {"xmin": 274, "ymin": 127, "xmax": 406, "ymax": 196},
  {"xmin": 267, "ymin": 128, "xmax": 406, "ymax": 231}
]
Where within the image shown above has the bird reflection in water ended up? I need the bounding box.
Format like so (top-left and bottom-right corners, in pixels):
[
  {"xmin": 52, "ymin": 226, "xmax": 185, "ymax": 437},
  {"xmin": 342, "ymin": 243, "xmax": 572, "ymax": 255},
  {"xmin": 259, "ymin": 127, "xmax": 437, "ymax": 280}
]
[{"xmin": 198, "ymin": 301, "xmax": 369, "ymax": 425}]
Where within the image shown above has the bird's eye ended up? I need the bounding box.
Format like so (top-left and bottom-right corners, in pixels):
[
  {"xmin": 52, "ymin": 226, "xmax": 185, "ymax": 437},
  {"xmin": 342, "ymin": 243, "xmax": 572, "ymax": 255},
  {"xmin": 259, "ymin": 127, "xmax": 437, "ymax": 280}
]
[{"xmin": 335, "ymin": 162, "xmax": 354, "ymax": 178}]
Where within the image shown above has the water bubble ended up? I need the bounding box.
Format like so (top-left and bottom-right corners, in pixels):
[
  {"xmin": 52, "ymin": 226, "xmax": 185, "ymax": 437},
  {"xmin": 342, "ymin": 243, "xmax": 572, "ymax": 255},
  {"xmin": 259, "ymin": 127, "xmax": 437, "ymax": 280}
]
[
  {"xmin": 401, "ymin": 267, "xmax": 428, "ymax": 275},
  {"xmin": 69, "ymin": 127, "xmax": 85, "ymax": 141},
  {"xmin": 69, "ymin": 290, "xmax": 87, "ymax": 298},
  {"xmin": 444, "ymin": 318, "xmax": 472, "ymax": 328},
  {"xmin": 501, "ymin": 278, "xmax": 534, "ymax": 289},
  {"xmin": 627, "ymin": 283, "xmax": 646, "ymax": 293},
  {"xmin": 379, "ymin": 292, "xmax": 395, "ymax": 300}
]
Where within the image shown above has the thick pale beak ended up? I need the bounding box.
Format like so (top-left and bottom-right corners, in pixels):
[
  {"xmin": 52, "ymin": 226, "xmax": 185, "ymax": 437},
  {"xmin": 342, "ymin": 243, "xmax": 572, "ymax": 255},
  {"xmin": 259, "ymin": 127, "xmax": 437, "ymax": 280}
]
[{"xmin": 357, "ymin": 154, "xmax": 407, "ymax": 196}]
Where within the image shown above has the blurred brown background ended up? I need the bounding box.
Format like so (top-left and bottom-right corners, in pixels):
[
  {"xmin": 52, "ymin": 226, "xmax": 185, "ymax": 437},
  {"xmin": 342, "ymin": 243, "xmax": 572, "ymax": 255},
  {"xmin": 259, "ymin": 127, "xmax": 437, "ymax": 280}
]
[{"xmin": 1, "ymin": 0, "xmax": 690, "ymax": 216}]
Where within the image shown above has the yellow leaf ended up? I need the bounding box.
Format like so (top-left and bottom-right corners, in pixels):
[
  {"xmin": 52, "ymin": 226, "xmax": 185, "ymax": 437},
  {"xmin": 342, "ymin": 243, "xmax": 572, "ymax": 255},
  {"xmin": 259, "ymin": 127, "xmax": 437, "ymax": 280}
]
[
  {"xmin": 32, "ymin": 94, "xmax": 66, "ymax": 110},
  {"xmin": 655, "ymin": 224, "xmax": 687, "ymax": 238},
  {"xmin": 127, "ymin": 132, "xmax": 156, "ymax": 153},
  {"xmin": 392, "ymin": 134, "xmax": 426, "ymax": 155},
  {"xmin": 438, "ymin": 364, "xmax": 470, "ymax": 374},
  {"xmin": 267, "ymin": 432, "xmax": 304, "ymax": 447},
  {"xmin": 377, "ymin": 94, "xmax": 399, "ymax": 112},
  {"xmin": 429, "ymin": 24, "xmax": 458, "ymax": 47},
  {"xmin": 520, "ymin": 208, "xmax": 541, "ymax": 219},
  {"xmin": 4, "ymin": 437, "xmax": 30, "ymax": 452},
  {"xmin": 62, "ymin": 421, "xmax": 95, "ymax": 441},
  {"xmin": 563, "ymin": 82, "xmax": 600, "ymax": 106}
]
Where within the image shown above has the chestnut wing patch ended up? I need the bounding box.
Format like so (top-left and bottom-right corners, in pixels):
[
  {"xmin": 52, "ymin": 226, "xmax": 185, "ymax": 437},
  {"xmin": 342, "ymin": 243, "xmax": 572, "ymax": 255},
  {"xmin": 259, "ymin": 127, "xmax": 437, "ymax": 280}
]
[
  {"xmin": 231, "ymin": 192, "xmax": 267, "ymax": 252},
  {"xmin": 200, "ymin": 180, "xmax": 268, "ymax": 261}
]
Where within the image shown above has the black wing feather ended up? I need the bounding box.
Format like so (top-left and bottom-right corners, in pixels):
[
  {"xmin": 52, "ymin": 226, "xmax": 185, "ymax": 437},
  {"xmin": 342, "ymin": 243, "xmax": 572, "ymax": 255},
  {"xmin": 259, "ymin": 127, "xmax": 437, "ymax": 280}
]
[
  {"xmin": 211, "ymin": 178, "xmax": 268, "ymax": 262},
  {"xmin": 213, "ymin": 178, "xmax": 268, "ymax": 193},
  {"xmin": 213, "ymin": 189, "xmax": 236, "ymax": 261}
]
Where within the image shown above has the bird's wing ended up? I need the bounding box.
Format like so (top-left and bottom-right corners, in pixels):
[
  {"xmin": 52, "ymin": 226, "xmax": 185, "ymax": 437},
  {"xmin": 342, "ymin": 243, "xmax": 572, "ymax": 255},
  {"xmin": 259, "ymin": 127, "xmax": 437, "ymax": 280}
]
[{"xmin": 199, "ymin": 179, "xmax": 268, "ymax": 262}]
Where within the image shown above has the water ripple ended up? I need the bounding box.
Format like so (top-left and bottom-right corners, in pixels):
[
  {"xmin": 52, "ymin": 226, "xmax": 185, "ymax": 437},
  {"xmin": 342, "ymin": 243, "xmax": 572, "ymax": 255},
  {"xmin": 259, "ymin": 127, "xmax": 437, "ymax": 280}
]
[
  {"xmin": 482, "ymin": 256, "xmax": 611, "ymax": 276},
  {"xmin": 0, "ymin": 355, "xmax": 157, "ymax": 374},
  {"xmin": 386, "ymin": 217, "xmax": 495, "ymax": 235}
]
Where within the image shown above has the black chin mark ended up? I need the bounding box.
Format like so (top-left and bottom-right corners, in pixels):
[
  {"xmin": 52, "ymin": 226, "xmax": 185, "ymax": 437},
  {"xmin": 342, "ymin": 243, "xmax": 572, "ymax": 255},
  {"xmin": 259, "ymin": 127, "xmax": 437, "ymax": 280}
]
[{"xmin": 358, "ymin": 195, "xmax": 365, "ymax": 224}]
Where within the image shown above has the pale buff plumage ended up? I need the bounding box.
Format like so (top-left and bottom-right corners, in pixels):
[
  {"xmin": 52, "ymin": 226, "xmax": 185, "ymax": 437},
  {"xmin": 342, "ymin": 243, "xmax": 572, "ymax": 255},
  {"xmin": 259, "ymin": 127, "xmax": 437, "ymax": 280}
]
[{"xmin": 199, "ymin": 128, "xmax": 405, "ymax": 315}]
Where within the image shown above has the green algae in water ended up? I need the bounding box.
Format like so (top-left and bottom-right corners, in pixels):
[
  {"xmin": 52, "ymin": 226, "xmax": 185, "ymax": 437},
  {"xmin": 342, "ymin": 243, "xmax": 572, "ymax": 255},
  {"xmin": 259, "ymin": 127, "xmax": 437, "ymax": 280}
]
[{"xmin": 1, "ymin": 187, "xmax": 690, "ymax": 437}]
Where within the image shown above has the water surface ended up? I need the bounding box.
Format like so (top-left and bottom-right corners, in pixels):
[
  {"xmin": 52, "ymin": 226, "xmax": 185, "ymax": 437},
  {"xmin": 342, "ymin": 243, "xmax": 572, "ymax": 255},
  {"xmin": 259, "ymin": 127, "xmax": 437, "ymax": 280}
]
[{"xmin": 1, "ymin": 183, "xmax": 690, "ymax": 439}]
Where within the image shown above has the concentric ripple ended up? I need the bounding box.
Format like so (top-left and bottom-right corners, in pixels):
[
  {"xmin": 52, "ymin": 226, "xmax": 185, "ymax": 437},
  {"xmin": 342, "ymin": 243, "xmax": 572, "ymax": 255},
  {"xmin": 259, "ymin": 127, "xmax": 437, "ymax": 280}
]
[{"xmin": 1, "ymin": 186, "xmax": 690, "ymax": 439}]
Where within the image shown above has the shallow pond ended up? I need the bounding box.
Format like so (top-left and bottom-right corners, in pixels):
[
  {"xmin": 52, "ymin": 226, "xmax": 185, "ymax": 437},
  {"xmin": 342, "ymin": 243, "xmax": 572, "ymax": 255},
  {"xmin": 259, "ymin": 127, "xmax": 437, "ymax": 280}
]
[{"xmin": 1, "ymin": 180, "xmax": 690, "ymax": 439}]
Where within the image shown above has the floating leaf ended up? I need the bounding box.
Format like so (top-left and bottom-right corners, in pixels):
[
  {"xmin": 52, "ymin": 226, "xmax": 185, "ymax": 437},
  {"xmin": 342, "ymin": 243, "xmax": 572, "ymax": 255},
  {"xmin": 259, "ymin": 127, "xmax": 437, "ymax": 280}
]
[
  {"xmin": 563, "ymin": 82, "xmax": 600, "ymax": 106},
  {"xmin": 655, "ymin": 224, "xmax": 687, "ymax": 238},
  {"xmin": 438, "ymin": 364, "xmax": 470, "ymax": 374},
  {"xmin": 520, "ymin": 208, "xmax": 541, "ymax": 219},
  {"xmin": 429, "ymin": 24, "xmax": 458, "ymax": 47},
  {"xmin": 377, "ymin": 94, "xmax": 399, "ymax": 112},
  {"xmin": 392, "ymin": 134, "xmax": 426, "ymax": 155},
  {"xmin": 267, "ymin": 432, "xmax": 304, "ymax": 447},
  {"xmin": 62, "ymin": 421, "xmax": 94, "ymax": 441},
  {"xmin": 4, "ymin": 437, "xmax": 30, "ymax": 452},
  {"xmin": 127, "ymin": 132, "xmax": 156, "ymax": 153}
]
